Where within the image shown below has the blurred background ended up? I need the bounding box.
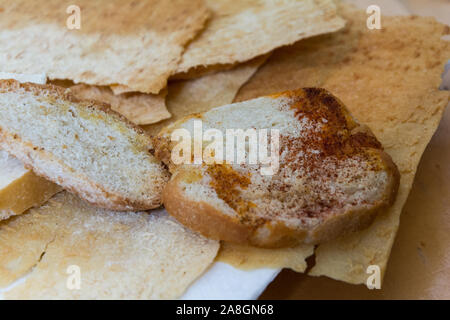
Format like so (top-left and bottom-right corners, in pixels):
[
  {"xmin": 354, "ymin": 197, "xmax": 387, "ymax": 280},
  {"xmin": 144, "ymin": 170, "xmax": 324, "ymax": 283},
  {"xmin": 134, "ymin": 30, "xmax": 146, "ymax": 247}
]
[{"xmin": 262, "ymin": 0, "xmax": 450, "ymax": 300}]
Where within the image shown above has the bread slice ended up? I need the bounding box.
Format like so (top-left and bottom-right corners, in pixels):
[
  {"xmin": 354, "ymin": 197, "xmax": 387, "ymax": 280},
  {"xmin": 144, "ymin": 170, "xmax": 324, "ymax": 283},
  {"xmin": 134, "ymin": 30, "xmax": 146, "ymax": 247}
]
[
  {"xmin": 0, "ymin": 80, "xmax": 169, "ymax": 211},
  {"xmin": 155, "ymin": 88, "xmax": 400, "ymax": 247}
]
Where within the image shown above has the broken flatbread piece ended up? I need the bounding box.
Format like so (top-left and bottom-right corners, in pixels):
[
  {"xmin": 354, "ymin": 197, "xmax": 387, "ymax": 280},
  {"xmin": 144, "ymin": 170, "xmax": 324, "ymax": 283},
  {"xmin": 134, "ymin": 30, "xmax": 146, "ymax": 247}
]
[
  {"xmin": 174, "ymin": 0, "xmax": 345, "ymax": 76},
  {"xmin": 0, "ymin": 192, "xmax": 219, "ymax": 299},
  {"xmin": 228, "ymin": 3, "xmax": 450, "ymax": 283},
  {"xmin": 218, "ymin": 242, "xmax": 314, "ymax": 272},
  {"xmin": 70, "ymin": 84, "xmax": 170, "ymax": 125},
  {"xmin": 144, "ymin": 56, "xmax": 268, "ymax": 136},
  {"xmin": 109, "ymin": 84, "xmax": 137, "ymax": 96},
  {"xmin": 0, "ymin": 0, "xmax": 209, "ymax": 94}
]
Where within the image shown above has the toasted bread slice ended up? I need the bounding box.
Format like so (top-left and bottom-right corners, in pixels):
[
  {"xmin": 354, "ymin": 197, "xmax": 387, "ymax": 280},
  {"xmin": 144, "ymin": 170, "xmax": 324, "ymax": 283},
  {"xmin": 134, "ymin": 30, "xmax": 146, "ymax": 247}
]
[
  {"xmin": 0, "ymin": 80, "xmax": 169, "ymax": 211},
  {"xmin": 156, "ymin": 88, "xmax": 400, "ymax": 247}
]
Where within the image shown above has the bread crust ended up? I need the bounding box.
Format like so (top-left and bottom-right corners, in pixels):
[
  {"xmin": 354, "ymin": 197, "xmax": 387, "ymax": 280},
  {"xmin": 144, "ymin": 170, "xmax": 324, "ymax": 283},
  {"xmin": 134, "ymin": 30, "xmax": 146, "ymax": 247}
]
[
  {"xmin": 0, "ymin": 79, "xmax": 168, "ymax": 211},
  {"xmin": 163, "ymin": 170, "xmax": 253, "ymax": 244}
]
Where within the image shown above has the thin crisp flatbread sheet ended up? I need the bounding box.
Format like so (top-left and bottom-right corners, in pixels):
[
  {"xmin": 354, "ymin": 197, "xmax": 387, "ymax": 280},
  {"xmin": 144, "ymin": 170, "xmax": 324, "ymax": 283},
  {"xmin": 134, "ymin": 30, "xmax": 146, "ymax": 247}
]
[
  {"xmin": 227, "ymin": 3, "xmax": 450, "ymax": 283},
  {"xmin": 0, "ymin": 0, "xmax": 209, "ymax": 94},
  {"xmin": 217, "ymin": 242, "xmax": 314, "ymax": 272},
  {"xmin": 174, "ymin": 0, "xmax": 346, "ymax": 76},
  {"xmin": 70, "ymin": 85, "xmax": 170, "ymax": 125},
  {"xmin": 110, "ymin": 84, "xmax": 138, "ymax": 96},
  {"xmin": 144, "ymin": 56, "xmax": 268, "ymax": 136},
  {"xmin": 0, "ymin": 192, "xmax": 219, "ymax": 299}
]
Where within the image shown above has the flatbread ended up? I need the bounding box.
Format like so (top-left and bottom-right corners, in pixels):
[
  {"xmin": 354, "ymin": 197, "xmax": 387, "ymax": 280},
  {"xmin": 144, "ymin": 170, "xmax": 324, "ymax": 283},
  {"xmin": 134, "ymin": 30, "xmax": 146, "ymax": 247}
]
[
  {"xmin": 70, "ymin": 84, "xmax": 170, "ymax": 125},
  {"xmin": 144, "ymin": 55, "xmax": 268, "ymax": 136},
  {"xmin": 174, "ymin": 0, "xmax": 345, "ymax": 76},
  {"xmin": 0, "ymin": 0, "xmax": 209, "ymax": 94},
  {"xmin": 110, "ymin": 84, "xmax": 137, "ymax": 96},
  {"xmin": 222, "ymin": 3, "xmax": 450, "ymax": 283},
  {"xmin": 218, "ymin": 242, "xmax": 314, "ymax": 272},
  {"xmin": 0, "ymin": 192, "xmax": 219, "ymax": 299}
]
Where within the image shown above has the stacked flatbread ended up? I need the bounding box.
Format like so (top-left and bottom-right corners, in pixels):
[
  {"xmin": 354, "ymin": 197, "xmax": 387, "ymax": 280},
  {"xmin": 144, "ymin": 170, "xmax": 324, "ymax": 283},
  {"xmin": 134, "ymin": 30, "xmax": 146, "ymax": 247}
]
[
  {"xmin": 0, "ymin": 0, "xmax": 344, "ymax": 125},
  {"xmin": 0, "ymin": 0, "xmax": 347, "ymax": 299},
  {"xmin": 0, "ymin": 0, "xmax": 448, "ymax": 299}
]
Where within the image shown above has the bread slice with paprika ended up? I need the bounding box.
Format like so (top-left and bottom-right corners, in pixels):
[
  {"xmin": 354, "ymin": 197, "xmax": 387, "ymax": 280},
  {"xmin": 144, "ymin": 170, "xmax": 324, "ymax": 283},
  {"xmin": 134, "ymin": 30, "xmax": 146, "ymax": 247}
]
[
  {"xmin": 156, "ymin": 88, "xmax": 400, "ymax": 247},
  {"xmin": 0, "ymin": 80, "xmax": 169, "ymax": 211}
]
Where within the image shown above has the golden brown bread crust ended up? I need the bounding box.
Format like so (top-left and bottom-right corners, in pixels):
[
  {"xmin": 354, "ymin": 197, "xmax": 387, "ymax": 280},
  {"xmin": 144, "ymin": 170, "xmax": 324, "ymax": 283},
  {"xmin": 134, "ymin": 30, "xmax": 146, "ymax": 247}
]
[
  {"xmin": 163, "ymin": 170, "xmax": 253, "ymax": 244},
  {"xmin": 161, "ymin": 88, "xmax": 400, "ymax": 247},
  {"xmin": 0, "ymin": 79, "xmax": 168, "ymax": 211}
]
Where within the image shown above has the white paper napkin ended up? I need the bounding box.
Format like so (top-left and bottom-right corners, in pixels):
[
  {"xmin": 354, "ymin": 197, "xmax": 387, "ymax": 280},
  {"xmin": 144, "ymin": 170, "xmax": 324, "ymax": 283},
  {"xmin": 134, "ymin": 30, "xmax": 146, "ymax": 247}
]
[{"xmin": 181, "ymin": 262, "xmax": 280, "ymax": 300}]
